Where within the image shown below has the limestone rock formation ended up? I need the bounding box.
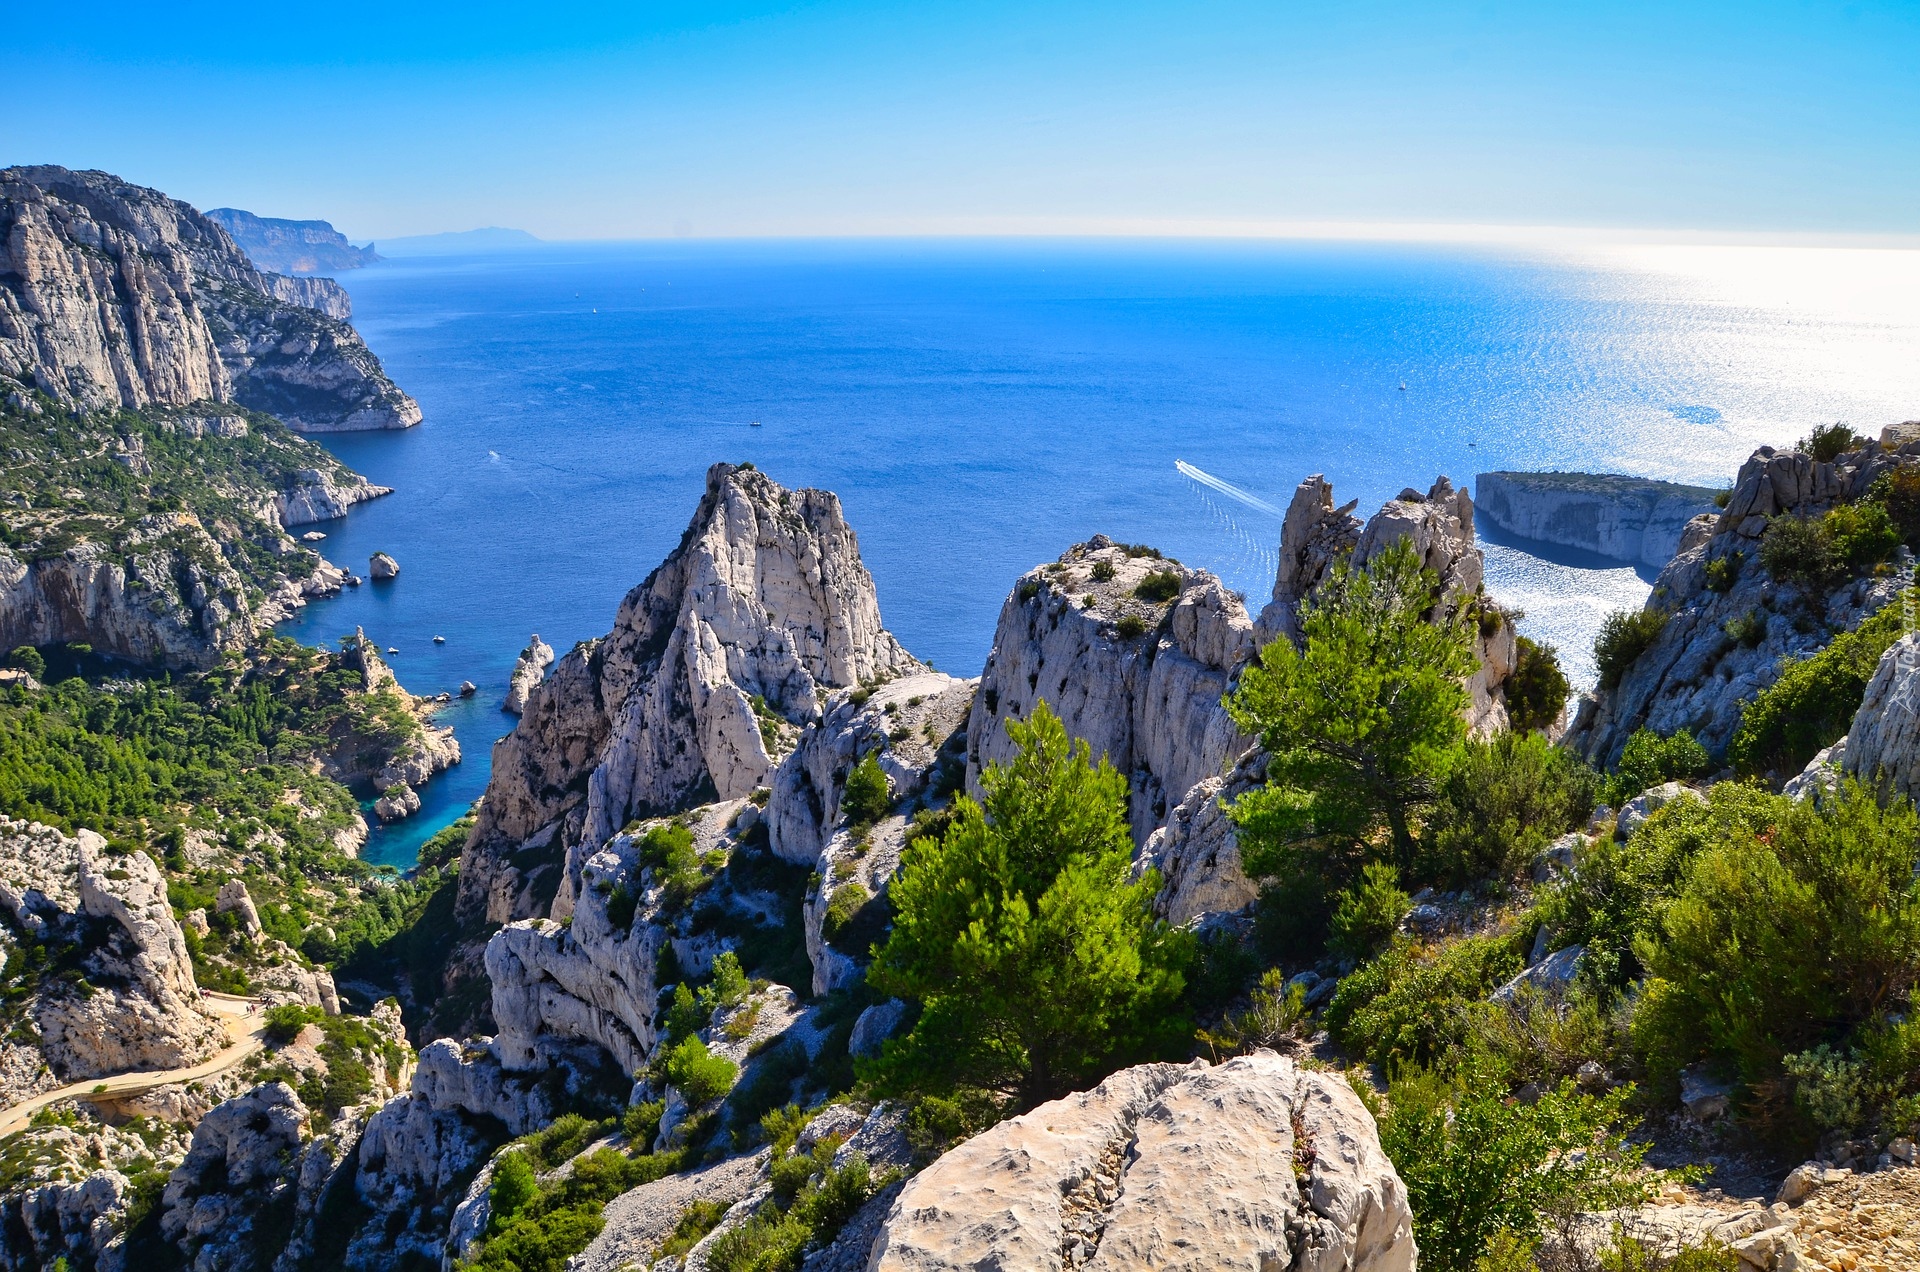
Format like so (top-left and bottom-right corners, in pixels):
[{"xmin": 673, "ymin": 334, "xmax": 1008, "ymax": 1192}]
[
  {"xmin": 503, "ymin": 633, "xmax": 555, "ymax": 714},
  {"xmin": 368, "ymin": 550, "xmax": 399, "ymax": 580},
  {"xmin": 1844, "ymin": 633, "xmax": 1920, "ymax": 800},
  {"xmin": 1474, "ymin": 471, "xmax": 1722, "ymax": 568},
  {"xmin": 0, "ymin": 166, "xmax": 419, "ymax": 431},
  {"xmin": 1567, "ymin": 440, "xmax": 1912, "ymax": 768},
  {"xmin": 0, "ymin": 1116, "xmax": 192, "ymax": 1272},
  {"xmin": 966, "ymin": 538, "xmax": 1256, "ymax": 847},
  {"xmin": 865, "ymin": 1052, "xmax": 1415, "ymax": 1271},
  {"xmin": 158, "ymin": 1083, "xmax": 311, "ymax": 1268},
  {"xmin": 340, "ymin": 1094, "xmax": 496, "ymax": 1271},
  {"xmin": 0, "ymin": 818, "xmax": 223, "ymax": 1082},
  {"xmin": 275, "ymin": 466, "xmax": 392, "ymax": 526},
  {"xmin": 214, "ymin": 878, "xmax": 264, "ymax": 938},
  {"xmin": 203, "ymin": 207, "xmax": 381, "ymax": 279},
  {"xmin": 1136, "ymin": 747, "xmax": 1267, "ymax": 927},
  {"xmin": 458, "ymin": 462, "xmax": 923, "ymax": 928}
]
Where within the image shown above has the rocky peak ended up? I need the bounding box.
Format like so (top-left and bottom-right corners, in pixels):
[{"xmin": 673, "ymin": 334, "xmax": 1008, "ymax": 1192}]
[
  {"xmin": 0, "ymin": 165, "xmax": 418, "ymax": 431},
  {"xmin": 458, "ymin": 462, "xmax": 923, "ymax": 928}
]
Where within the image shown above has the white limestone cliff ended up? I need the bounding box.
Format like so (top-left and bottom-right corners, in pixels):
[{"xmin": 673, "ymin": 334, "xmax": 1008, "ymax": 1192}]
[
  {"xmin": 503, "ymin": 634, "xmax": 555, "ymax": 714},
  {"xmin": 1474, "ymin": 471, "xmax": 1721, "ymax": 568},
  {"xmin": 458, "ymin": 462, "xmax": 923, "ymax": 929}
]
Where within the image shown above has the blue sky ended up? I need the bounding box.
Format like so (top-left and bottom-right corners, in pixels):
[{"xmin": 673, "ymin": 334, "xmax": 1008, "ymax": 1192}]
[{"xmin": 7, "ymin": 1, "xmax": 1916, "ymax": 240}]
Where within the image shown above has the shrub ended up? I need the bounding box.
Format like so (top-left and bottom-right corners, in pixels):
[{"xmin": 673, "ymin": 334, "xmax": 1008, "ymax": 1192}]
[
  {"xmin": 1534, "ymin": 782, "xmax": 1778, "ymax": 998},
  {"xmin": 1722, "ymin": 610, "xmax": 1766, "ymax": 648},
  {"xmin": 663, "ymin": 983, "xmax": 705, "ymax": 1043},
  {"xmin": 638, "ymin": 822, "xmax": 707, "ymax": 911},
  {"xmin": 487, "ymin": 1151, "xmax": 539, "ymax": 1234},
  {"xmin": 262, "ymin": 1003, "xmax": 316, "ymax": 1044},
  {"xmin": 1703, "ymin": 552, "xmax": 1743, "ymax": 593},
  {"xmin": 699, "ymin": 951, "xmax": 750, "ymax": 1014},
  {"xmin": 1607, "ymin": 728, "xmax": 1709, "ymax": 808},
  {"xmin": 838, "ymin": 754, "xmax": 891, "ymax": 828},
  {"xmin": 6, "ymin": 646, "xmax": 43, "ymax": 679},
  {"xmin": 663, "ymin": 1036, "xmax": 739, "ymax": 1106},
  {"xmin": 1089, "ymin": 560, "xmax": 1116, "ymax": 582},
  {"xmin": 1798, "ymin": 422, "xmax": 1865, "ymax": 463},
  {"xmin": 1114, "ymin": 614, "xmax": 1148, "ymax": 639},
  {"xmin": 1328, "ymin": 863, "xmax": 1410, "ymax": 961},
  {"xmin": 621, "ymin": 1099, "xmax": 664, "ymax": 1147},
  {"xmin": 867, "ymin": 702, "xmax": 1192, "ymax": 1106},
  {"xmin": 1324, "ymin": 933, "xmax": 1523, "ymax": 1070},
  {"xmin": 657, "ymin": 1198, "xmax": 731, "ymax": 1260},
  {"xmin": 1195, "ymin": 967, "xmax": 1308, "ymax": 1059},
  {"xmin": 821, "ymin": 882, "xmax": 871, "ymax": 943},
  {"xmin": 1421, "ymin": 733, "xmax": 1599, "ymax": 886},
  {"xmin": 1824, "ymin": 500, "xmax": 1901, "ymax": 572},
  {"xmin": 1504, "ymin": 636, "xmax": 1569, "ymax": 734},
  {"xmin": 1594, "ymin": 609, "xmax": 1667, "ymax": 692},
  {"xmin": 1639, "ymin": 782, "xmax": 1920, "ymax": 1105},
  {"xmin": 1760, "ymin": 513, "xmax": 1841, "ymax": 594},
  {"xmin": 1375, "ymin": 1067, "xmax": 1663, "ymax": 1272},
  {"xmin": 1132, "ymin": 569, "xmax": 1182, "ymax": 603},
  {"xmin": 604, "ymin": 881, "xmax": 637, "ymax": 933},
  {"xmin": 1728, "ymin": 595, "xmax": 1913, "ymax": 779},
  {"xmin": 1871, "ymin": 464, "xmax": 1920, "ymax": 546}
]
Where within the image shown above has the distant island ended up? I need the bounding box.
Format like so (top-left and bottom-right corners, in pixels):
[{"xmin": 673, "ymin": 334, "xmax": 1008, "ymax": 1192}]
[
  {"xmin": 205, "ymin": 206, "xmax": 380, "ymax": 275},
  {"xmin": 375, "ymin": 226, "xmax": 542, "ymax": 256}
]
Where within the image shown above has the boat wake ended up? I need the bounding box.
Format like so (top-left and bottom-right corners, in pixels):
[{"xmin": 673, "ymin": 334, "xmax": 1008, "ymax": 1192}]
[{"xmin": 1176, "ymin": 460, "xmax": 1280, "ymax": 597}]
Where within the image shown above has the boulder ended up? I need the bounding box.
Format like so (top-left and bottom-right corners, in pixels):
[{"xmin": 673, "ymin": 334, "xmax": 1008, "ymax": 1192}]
[
  {"xmin": 1784, "ymin": 736, "xmax": 1848, "ymax": 802},
  {"xmin": 865, "ymin": 1053, "xmax": 1415, "ymax": 1272},
  {"xmin": 1491, "ymin": 945, "xmax": 1585, "ymax": 1006},
  {"xmin": 215, "ymin": 878, "xmax": 264, "ymax": 937},
  {"xmin": 1616, "ymin": 782, "xmax": 1704, "ymax": 839},
  {"xmin": 373, "ymin": 782, "xmax": 421, "ymax": 822},
  {"xmin": 368, "ymin": 551, "xmax": 399, "ymax": 580},
  {"xmin": 849, "ymin": 998, "xmax": 910, "ymax": 1059},
  {"xmin": 1680, "ymin": 1064, "xmax": 1736, "ymax": 1122},
  {"xmin": 502, "ymin": 634, "xmax": 555, "ymax": 714}
]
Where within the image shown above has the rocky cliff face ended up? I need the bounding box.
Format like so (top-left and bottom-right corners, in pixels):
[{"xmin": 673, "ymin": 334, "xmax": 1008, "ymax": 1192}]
[
  {"xmin": 458, "ymin": 462, "xmax": 923, "ymax": 928},
  {"xmin": 0, "ymin": 818, "xmax": 223, "ymax": 1088},
  {"xmin": 502, "ymin": 634, "xmax": 554, "ymax": 714},
  {"xmin": 1475, "ymin": 471, "xmax": 1721, "ymax": 568},
  {"xmin": 203, "ymin": 208, "xmax": 380, "ymax": 281},
  {"xmin": 866, "ymin": 1052, "xmax": 1415, "ymax": 1271},
  {"xmin": 0, "ymin": 166, "xmax": 417, "ymax": 431},
  {"xmin": 966, "ymin": 537, "xmax": 1257, "ymax": 847},
  {"xmin": 1567, "ymin": 442, "xmax": 1909, "ymax": 767}
]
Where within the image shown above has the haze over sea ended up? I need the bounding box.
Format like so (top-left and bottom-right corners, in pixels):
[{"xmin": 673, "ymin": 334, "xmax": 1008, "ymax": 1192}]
[{"xmin": 275, "ymin": 238, "xmax": 1920, "ymax": 869}]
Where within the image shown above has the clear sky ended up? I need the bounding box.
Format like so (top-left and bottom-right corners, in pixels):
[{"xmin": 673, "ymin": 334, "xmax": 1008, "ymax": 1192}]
[{"xmin": 7, "ymin": 1, "xmax": 1916, "ymax": 241}]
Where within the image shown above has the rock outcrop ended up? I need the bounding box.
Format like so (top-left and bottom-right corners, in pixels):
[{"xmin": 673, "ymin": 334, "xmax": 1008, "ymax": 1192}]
[
  {"xmin": 1260, "ymin": 474, "xmax": 1518, "ymax": 736},
  {"xmin": 0, "ymin": 818, "xmax": 222, "ymax": 1082},
  {"xmin": 368, "ymin": 551, "xmax": 399, "ymax": 580},
  {"xmin": 158, "ymin": 1083, "xmax": 311, "ymax": 1269},
  {"xmin": 503, "ymin": 634, "xmax": 555, "ymax": 714},
  {"xmin": 1567, "ymin": 441, "xmax": 1911, "ymax": 767},
  {"xmin": 865, "ymin": 1052, "xmax": 1416, "ymax": 1271},
  {"xmin": 203, "ymin": 207, "xmax": 380, "ymax": 280},
  {"xmin": 1474, "ymin": 471, "xmax": 1722, "ymax": 568},
  {"xmin": 0, "ymin": 166, "xmax": 419, "ymax": 431},
  {"xmin": 966, "ymin": 538, "xmax": 1256, "ymax": 847},
  {"xmin": 275, "ymin": 466, "xmax": 391, "ymax": 526},
  {"xmin": 1844, "ymin": 633, "xmax": 1920, "ymax": 799},
  {"xmin": 0, "ymin": 1115, "xmax": 192, "ymax": 1272},
  {"xmin": 458, "ymin": 462, "xmax": 923, "ymax": 928}
]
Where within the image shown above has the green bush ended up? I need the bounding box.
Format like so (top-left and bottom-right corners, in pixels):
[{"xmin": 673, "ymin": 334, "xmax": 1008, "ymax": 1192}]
[
  {"xmin": 1827, "ymin": 500, "xmax": 1902, "ymax": 572},
  {"xmin": 1870, "ymin": 464, "xmax": 1920, "ymax": 546},
  {"xmin": 1755, "ymin": 503, "xmax": 1894, "ymax": 595},
  {"xmin": 663, "ymin": 1036, "xmax": 739, "ymax": 1106},
  {"xmin": 1114, "ymin": 614, "xmax": 1148, "ymax": 639},
  {"xmin": 1324, "ymin": 933, "xmax": 1522, "ymax": 1070},
  {"xmin": 1504, "ymin": 636, "xmax": 1569, "ymax": 734},
  {"xmin": 1131, "ymin": 569, "xmax": 1182, "ymax": 603},
  {"xmin": 1090, "ymin": 560, "xmax": 1116, "ymax": 583},
  {"xmin": 1798, "ymin": 422, "xmax": 1866, "ymax": 462},
  {"xmin": 867, "ymin": 701, "xmax": 1192, "ymax": 1107},
  {"xmin": 487, "ymin": 1152, "xmax": 538, "ymax": 1234},
  {"xmin": 621, "ymin": 1099, "xmax": 664, "ymax": 1147},
  {"xmin": 1421, "ymin": 732, "xmax": 1598, "ymax": 887},
  {"xmin": 838, "ymin": 754, "xmax": 891, "ymax": 828},
  {"xmin": 263, "ymin": 1003, "xmax": 316, "ymax": 1044},
  {"xmin": 1594, "ymin": 608, "xmax": 1667, "ymax": 692},
  {"xmin": 6, "ymin": 646, "xmax": 43, "ymax": 679},
  {"xmin": 822, "ymin": 882, "xmax": 871, "ymax": 942},
  {"xmin": 604, "ymin": 881, "xmax": 637, "ymax": 933},
  {"xmin": 1722, "ymin": 610, "xmax": 1767, "ymax": 648},
  {"xmin": 1728, "ymin": 595, "xmax": 1912, "ymax": 779},
  {"xmin": 1534, "ymin": 782, "xmax": 1778, "ymax": 997},
  {"xmin": 1703, "ymin": 552, "xmax": 1743, "ymax": 594},
  {"xmin": 1607, "ymin": 728, "xmax": 1709, "ymax": 808},
  {"xmin": 638, "ymin": 821, "xmax": 708, "ymax": 911},
  {"xmin": 657, "ymin": 1199, "xmax": 730, "ymax": 1261},
  {"xmin": 1639, "ymin": 781, "xmax": 1920, "ymax": 1112},
  {"xmin": 1374, "ymin": 1068, "xmax": 1664, "ymax": 1272},
  {"xmin": 1328, "ymin": 863, "xmax": 1410, "ymax": 961}
]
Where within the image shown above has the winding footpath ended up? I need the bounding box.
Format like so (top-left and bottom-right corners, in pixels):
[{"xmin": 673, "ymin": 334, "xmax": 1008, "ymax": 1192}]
[{"xmin": 0, "ymin": 992, "xmax": 268, "ymax": 1139}]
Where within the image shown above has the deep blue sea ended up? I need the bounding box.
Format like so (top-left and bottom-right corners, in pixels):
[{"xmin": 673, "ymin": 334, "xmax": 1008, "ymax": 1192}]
[{"xmin": 275, "ymin": 238, "xmax": 1920, "ymax": 868}]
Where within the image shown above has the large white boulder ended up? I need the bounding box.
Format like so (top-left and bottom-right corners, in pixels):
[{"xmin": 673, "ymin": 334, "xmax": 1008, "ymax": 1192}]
[{"xmin": 865, "ymin": 1053, "xmax": 1415, "ymax": 1272}]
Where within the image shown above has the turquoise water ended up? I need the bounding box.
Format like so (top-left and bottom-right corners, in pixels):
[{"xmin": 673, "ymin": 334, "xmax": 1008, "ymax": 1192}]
[{"xmin": 275, "ymin": 238, "xmax": 1920, "ymax": 868}]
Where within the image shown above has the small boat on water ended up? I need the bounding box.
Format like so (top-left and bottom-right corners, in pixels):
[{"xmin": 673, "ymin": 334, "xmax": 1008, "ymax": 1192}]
[
  {"xmin": 434, "ymin": 635, "xmax": 446, "ymax": 644},
  {"xmin": 751, "ymin": 420, "xmax": 762, "ymax": 427},
  {"xmin": 387, "ymin": 647, "xmax": 400, "ymax": 655},
  {"xmin": 1398, "ymin": 381, "xmax": 1407, "ymax": 391}
]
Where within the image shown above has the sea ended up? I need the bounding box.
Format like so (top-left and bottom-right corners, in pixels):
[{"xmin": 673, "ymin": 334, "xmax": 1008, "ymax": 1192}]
[{"xmin": 274, "ymin": 237, "xmax": 1920, "ymax": 869}]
